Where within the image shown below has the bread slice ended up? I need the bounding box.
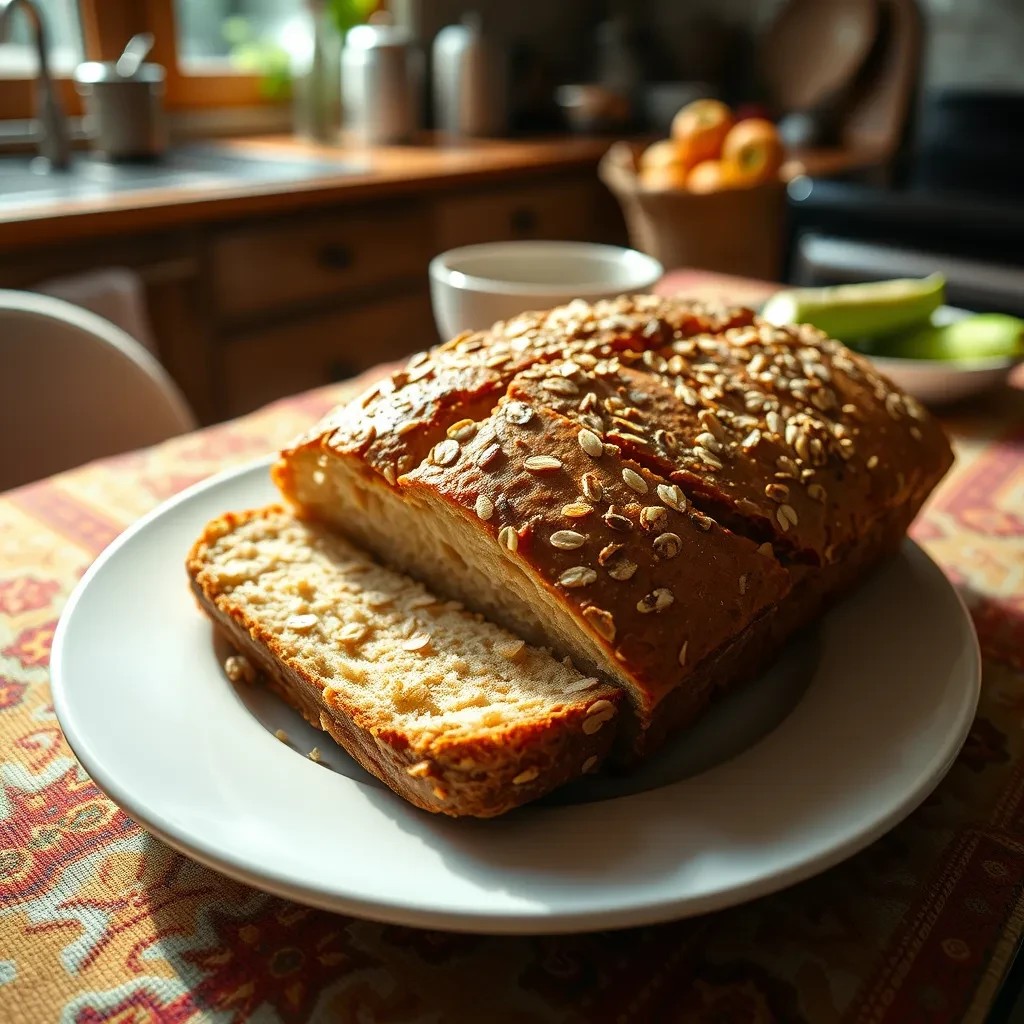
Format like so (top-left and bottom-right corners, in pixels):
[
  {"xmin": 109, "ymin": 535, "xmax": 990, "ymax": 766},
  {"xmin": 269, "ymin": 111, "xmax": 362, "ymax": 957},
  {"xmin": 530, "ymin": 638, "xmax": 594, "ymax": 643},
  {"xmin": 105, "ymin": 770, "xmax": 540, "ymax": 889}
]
[
  {"xmin": 272, "ymin": 295, "xmax": 953, "ymax": 757},
  {"xmin": 186, "ymin": 506, "xmax": 623, "ymax": 817}
]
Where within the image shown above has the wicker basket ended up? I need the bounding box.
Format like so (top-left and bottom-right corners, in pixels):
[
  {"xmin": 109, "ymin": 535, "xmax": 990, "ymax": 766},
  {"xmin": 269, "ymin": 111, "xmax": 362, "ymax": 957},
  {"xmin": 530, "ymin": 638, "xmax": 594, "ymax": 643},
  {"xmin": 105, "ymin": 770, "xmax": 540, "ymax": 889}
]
[{"xmin": 599, "ymin": 141, "xmax": 787, "ymax": 281}]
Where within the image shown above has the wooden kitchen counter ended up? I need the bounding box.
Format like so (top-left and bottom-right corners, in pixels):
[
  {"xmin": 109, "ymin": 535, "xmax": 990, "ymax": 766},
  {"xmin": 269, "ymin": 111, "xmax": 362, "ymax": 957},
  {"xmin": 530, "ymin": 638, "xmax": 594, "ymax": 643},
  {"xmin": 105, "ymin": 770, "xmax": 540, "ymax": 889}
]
[
  {"xmin": 0, "ymin": 134, "xmax": 617, "ymax": 251},
  {"xmin": 0, "ymin": 133, "xmax": 629, "ymax": 423}
]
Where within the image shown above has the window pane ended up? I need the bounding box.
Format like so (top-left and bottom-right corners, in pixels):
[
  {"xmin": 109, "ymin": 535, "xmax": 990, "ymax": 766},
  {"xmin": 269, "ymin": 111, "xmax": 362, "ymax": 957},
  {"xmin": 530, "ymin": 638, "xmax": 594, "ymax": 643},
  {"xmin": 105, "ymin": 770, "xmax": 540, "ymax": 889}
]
[
  {"xmin": 175, "ymin": 0, "xmax": 304, "ymax": 70},
  {"xmin": 0, "ymin": 0, "xmax": 82, "ymax": 76}
]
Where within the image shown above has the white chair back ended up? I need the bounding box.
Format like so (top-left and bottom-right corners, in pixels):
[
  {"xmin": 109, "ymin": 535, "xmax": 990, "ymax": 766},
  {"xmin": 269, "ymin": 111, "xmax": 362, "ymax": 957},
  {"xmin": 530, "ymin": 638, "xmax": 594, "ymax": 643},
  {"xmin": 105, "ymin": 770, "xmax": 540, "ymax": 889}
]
[{"xmin": 0, "ymin": 289, "xmax": 197, "ymax": 492}]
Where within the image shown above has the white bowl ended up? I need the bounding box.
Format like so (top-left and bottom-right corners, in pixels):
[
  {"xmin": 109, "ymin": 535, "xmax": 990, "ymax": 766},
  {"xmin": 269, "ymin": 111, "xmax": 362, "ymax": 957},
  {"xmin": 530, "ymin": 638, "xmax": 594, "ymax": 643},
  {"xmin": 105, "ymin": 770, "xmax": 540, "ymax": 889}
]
[{"xmin": 428, "ymin": 241, "xmax": 664, "ymax": 341}]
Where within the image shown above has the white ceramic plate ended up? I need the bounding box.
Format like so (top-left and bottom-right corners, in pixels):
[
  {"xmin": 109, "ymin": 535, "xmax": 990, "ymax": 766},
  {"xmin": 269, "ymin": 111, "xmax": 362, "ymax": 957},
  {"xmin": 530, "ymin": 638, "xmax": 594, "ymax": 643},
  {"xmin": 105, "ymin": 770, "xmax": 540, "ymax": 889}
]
[
  {"xmin": 864, "ymin": 306, "xmax": 1020, "ymax": 405},
  {"xmin": 52, "ymin": 459, "xmax": 980, "ymax": 934},
  {"xmin": 869, "ymin": 352, "xmax": 1017, "ymax": 406}
]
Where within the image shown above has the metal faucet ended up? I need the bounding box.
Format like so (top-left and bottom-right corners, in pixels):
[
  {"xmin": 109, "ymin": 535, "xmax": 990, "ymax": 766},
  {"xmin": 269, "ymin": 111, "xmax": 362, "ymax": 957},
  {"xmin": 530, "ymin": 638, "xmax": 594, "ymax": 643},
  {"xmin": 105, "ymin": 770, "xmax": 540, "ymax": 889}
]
[{"xmin": 0, "ymin": 0, "xmax": 72, "ymax": 170}]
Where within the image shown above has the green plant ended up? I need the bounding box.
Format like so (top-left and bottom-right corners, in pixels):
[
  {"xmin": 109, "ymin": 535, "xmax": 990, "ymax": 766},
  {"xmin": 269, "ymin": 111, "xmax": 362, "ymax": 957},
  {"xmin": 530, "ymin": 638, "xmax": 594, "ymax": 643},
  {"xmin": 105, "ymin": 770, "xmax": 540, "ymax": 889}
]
[
  {"xmin": 327, "ymin": 0, "xmax": 376, "ymax": 37},
  {"xmin": 223, "ymin": 15, "xmax": 292, "ymax": 100},
  {"xmin": 220, "ymin": 1, "xmax": 376, "ymax": 102}
]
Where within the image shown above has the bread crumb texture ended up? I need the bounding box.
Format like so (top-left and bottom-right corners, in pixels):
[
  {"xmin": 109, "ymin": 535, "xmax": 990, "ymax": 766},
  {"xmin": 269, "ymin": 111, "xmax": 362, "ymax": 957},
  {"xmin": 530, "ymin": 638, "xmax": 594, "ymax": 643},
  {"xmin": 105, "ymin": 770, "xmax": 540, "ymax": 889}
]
[{"xmin": 195, "ymin": 510, "xmax": 609, "ymax": 749}]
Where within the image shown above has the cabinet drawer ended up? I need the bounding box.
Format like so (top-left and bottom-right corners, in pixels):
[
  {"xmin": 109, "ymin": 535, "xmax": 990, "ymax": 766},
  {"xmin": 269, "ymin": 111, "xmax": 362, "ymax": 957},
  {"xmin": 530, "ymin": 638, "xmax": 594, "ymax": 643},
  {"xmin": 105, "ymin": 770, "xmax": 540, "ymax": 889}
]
[
  {"xmin": 434, "ymin": 177, "xmax": 601, "ymax": 252},
  {"xmin": 221, "ymin": 290, "xmax": 433, "ymax": 416},
  {"xmin": 210, "ymin": 202, "xmax": 431, "ymax": 318}
]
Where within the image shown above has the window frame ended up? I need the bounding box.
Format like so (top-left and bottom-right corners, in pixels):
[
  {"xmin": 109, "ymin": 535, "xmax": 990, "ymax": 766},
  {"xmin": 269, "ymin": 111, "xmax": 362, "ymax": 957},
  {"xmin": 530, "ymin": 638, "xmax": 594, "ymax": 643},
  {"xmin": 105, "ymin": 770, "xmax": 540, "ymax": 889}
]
[{"xmin": 0, "ymin": 0, "xmax": 273, "ymax": 122}]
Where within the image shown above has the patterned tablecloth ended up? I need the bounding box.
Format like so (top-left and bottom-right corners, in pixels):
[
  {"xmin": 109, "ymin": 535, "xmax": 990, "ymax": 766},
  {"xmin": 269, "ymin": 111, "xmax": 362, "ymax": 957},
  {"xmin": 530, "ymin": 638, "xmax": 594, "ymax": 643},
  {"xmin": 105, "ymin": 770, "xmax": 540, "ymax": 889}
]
[{"xmin": 2, "ymin": 271, "xmax": 1024, "ymax": 1024}]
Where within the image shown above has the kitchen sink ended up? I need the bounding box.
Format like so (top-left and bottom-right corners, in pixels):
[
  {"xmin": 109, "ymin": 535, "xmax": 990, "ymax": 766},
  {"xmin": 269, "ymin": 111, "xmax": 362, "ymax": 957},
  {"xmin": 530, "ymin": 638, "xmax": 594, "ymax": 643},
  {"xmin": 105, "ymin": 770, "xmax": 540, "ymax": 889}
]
[{"xmin": 0, "ymin": 144, "xmax": 367, "ymax": 209}]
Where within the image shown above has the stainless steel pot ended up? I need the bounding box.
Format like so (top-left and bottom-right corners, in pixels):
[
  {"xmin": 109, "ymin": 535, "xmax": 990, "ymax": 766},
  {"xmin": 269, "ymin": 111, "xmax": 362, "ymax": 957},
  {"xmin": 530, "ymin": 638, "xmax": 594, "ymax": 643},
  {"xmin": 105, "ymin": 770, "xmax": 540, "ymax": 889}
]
[
  {"xmin": 342, "ymin": 17, "xmax": 418, "ymax": 145},
  {"xmin": 74, "ymin": 61, "xmax": 168, "ymax": 160}
]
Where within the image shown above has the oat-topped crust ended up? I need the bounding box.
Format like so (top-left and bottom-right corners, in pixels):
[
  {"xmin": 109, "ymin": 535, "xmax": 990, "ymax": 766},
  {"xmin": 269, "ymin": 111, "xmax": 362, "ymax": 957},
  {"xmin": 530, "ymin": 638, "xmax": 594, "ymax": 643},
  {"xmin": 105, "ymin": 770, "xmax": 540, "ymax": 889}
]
[
  {"xmin": 406, "ymin": 402, "xmax": 788, "ymax": 717},
  {"xmin": 301, "ymin": 294, "xmax": 946, "ymax": 562},
  {"xmin": 275, "ymin": 293, "xmax": 953, "ymax": 746}
]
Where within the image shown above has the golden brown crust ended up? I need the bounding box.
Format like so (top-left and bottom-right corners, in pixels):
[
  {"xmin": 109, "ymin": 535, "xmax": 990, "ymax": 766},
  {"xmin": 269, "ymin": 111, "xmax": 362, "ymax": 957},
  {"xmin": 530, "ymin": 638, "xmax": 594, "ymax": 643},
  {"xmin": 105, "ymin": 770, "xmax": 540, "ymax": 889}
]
[
  {"xmin": 503, "ymin": 323, "xmax": 949, "ymax": 563},
  {"xmin": 404, "ymin": 401, "xmax": 790, "ymax": 720},
  {"xmin": 274, "ymin": 294, "xmax": 954, "ymax": 755},
  {"xmin": 186, "ymin": 508, "xmax": 620, "ymax": 818},
  {"xmin": 279, "ymin": 297, "xmax": 755, "ymax": 484}
]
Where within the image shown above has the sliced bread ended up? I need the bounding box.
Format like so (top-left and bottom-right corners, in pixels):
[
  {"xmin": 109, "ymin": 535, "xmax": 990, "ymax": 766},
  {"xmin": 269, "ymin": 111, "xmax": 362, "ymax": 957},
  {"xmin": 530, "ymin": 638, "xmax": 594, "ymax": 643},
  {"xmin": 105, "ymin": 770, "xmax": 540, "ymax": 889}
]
[{"xmin": 186, "ymin": 506, "xmax": 622, "ymax": 817}]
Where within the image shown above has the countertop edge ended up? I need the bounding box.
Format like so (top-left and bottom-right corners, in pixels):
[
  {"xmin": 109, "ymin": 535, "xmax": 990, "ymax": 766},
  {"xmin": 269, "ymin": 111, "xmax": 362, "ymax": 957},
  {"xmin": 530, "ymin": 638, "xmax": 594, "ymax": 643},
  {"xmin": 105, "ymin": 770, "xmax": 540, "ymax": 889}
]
[{"xmin": 0, "ymin": 136, "xmax": 616, "ymax": 252}]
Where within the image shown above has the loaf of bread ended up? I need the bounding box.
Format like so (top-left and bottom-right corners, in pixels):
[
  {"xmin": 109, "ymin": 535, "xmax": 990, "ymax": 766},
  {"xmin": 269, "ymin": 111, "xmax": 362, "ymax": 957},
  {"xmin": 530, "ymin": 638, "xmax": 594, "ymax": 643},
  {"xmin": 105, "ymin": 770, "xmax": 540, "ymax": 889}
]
[
  {"xmin": 187, "ymin": 506, "xmax": 622, "ymax": 817},
  {"xmin": 272, "ymin": 294, "xmax": 953, "ymax": 758}
]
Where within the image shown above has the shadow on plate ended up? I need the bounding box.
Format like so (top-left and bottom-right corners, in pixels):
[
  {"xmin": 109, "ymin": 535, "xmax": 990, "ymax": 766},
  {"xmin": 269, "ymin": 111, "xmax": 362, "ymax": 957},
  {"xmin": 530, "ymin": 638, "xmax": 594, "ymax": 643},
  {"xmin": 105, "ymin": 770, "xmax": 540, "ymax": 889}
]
[{"xmin": 219, "ymin": 626, "xmax": 820, "ymax": 807}]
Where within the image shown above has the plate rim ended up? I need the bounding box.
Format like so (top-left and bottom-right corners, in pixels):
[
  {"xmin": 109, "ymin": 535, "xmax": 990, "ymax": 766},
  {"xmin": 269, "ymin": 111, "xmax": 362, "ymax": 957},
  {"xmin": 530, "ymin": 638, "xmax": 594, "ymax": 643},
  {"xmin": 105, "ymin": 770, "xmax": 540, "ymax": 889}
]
[
  {"xmin": 51, "ymin": 458, "xmax": 982, "ymax": 934},
  {"xmin": 869, "ymin": 353, "xmax": 1019, "ymax": 373}
]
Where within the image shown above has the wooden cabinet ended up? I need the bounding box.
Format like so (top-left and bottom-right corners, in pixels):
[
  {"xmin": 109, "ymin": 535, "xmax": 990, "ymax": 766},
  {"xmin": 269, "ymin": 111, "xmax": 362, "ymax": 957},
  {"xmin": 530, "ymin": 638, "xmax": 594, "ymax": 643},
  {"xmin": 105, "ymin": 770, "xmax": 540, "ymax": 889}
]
[
  {"xmin": 210, "ymin": 200, "xmax": 431, "ymax": 319},
  {"xmin": 207, "ymin": 167, "xmax": 622, "ymax": 420},
  {"xmin": 221, "ymin": 290, "xmax": 434, "ymax": 417},
  {"xmin": 1, "ymin": 161, "xmax": 625, "ymax": 424},
  {"xmin": 433, "ymin": 177, "xmax": 608, "ymax": 252}
]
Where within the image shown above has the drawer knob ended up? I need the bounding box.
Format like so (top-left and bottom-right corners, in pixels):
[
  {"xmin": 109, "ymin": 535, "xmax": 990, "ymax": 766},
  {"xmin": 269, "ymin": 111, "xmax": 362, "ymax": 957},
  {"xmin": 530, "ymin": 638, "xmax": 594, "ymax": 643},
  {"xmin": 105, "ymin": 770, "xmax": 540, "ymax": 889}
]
[
  {"xmin": 510, "ymin": 207, "xmax": 538, "ymax": 235},
  {"xmin": 318, "ymin": 243, "xmax": 355, "ymax": 270}
]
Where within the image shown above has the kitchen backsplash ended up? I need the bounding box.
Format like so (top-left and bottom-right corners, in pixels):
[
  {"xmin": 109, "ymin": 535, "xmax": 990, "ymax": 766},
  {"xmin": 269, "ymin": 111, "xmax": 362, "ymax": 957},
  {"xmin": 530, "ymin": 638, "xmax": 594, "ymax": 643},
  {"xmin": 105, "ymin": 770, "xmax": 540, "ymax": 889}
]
[
  {"xmin": 920, "ymin": 0, "xmax": 1024, "ymax": 91},
  {"xmin": 395, "ymin": 0, "xmax": 1024, "ymax": 94},
  {"xmin": 391, "ymin": 0, "xmax": 594, "ymax": 82}
]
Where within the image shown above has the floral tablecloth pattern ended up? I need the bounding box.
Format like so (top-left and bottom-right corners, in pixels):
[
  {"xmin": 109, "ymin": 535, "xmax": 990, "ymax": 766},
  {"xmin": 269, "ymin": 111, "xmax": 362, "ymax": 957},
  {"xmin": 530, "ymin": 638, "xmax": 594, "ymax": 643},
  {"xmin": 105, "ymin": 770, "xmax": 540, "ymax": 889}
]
[{"xmin": 2, "ymin": 271, "xmax": 1023, "ymax": 1024}]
